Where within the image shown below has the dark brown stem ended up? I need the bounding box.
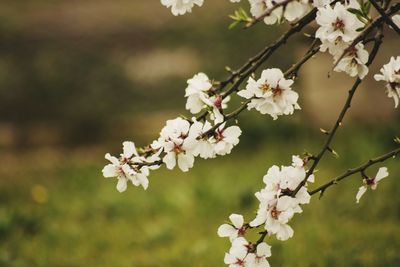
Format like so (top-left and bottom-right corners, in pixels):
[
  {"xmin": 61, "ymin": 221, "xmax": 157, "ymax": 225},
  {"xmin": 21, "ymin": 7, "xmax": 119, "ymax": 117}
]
[
  {"xmin": 309, "ymin": 147, "xmax": 400, "ymax": 196},
  {"xmin": 292, "ymin": 29, "xmax": 384, "ymax": 195},
  {"xmin": 369, "ymin": 0, "xmax": 400, "ymax": 34}
]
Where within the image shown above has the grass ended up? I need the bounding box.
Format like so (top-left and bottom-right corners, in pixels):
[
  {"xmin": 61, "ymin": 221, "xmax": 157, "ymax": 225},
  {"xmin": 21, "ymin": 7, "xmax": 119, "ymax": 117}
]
[{"xmin": 1, "ymin": 125, "xmax": 399, "ymax": 267}]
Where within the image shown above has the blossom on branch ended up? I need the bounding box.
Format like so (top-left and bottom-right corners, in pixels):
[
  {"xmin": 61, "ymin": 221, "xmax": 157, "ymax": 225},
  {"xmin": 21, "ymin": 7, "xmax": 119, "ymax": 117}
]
[
  {"xmin": 185, "ymin": 73, "xmax": 230, "ymax": 123},
  {"xmin": 102, "ymin": 142, "xmax": 158, "ymax": 192},
  {"xmin": 334, "ymin": 43, "xmax": 369, "ymax": 79},
  {"xmin": 374, "ymin": 56, "xmax": 400, "ymax": 108},
  {"xmin": 249, "ymin": 156, "xmax": 313, "ymax": 240},
  {"xmin": 160, "ymin": 0, "xmax": 204, "ymax": 16},
  {"xmin": 223, "ymin": 237, "xmax": 272, "ymax": 267},
  {"xmin": 217, "ymin": 213, "xmax": 246, "ymax": 241},
  {"xmin": 356, "ymin": 167, "xmax": 389, "ymax": 203},
  {"xmin": 238, "ymin": 68, "xmax": 300, "ymax": 120},
  {"xmin": 153, "ymin": 117, "xmax": 196, "ymax": 172}
]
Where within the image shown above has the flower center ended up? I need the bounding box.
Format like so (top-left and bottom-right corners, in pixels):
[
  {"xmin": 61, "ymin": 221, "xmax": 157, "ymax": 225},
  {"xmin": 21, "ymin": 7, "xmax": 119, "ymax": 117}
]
[
  {"xmin": 272, "ymin": 85, "xmax": 283, "ymax": 97},
  {"xmin": 332, "ymin": 17, "xmax": 345, "ymax": 31},
  {"xmin": 366, "ymin": 178, "xmax": 376, "ymax": 186},
  {"xmin": 173, "ymin": 144, "xmax": 184, "ymax": 154},
  {"xmin": 260, "ymin": 83, "xmax": 271, "ymax": 93},
  {"xmin": 214, "ymin": 95, "xmax": 223, "ymax": 109},
  {"xmin": 237, "ymin": 227, "xmax": 246, "ymax": 236},
  {"xmin": 271, "ymin": 206, "xmax": 281, "ymax": 219},
  {"xmin": 214, "ymin": 129, "xmax": 224, "ymax": 141}
]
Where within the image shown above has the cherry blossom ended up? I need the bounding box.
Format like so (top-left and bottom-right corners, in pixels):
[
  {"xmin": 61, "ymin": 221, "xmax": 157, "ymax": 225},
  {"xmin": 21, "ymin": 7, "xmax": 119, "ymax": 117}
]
[
  {"xmin": 334, "ymin": 43, "xmax": 369, "ymax": 79},
  {"xmin": 246, "ymin": 242, "xmax": 272, "ymax": 267},
  {"xmin": 102, "ymin": 142, "xmax": 153, "ymax": 192},
  {"xmin": 185, "ymin": 72, "xmax": 213, "ymax": 114},
  {"xmin": 160, "ymin": 0, "xmax": 204, "ymax": 16},
  {"xmin": 356, "ymin": 167, "xmax": 389, "ymax": 203},
  {"xmin": 185, "ymin": 73, "xmax": 230, "ymax": 123},
  {"xmin": 238, "ymin": 68, "xmax": 300, "ymax": 120},
  {"xmin": 249, "ymin": 0, "xmax": 284, "ymax": 25},
  {"xmin": 213, "ymin": 123, "xmax": 242, "ymax": 156},
  {"xmin": 315, "ymin": 1, "xmax": 363, "ymax": 45},
  {"xmin": 374, "ymin": 56, "xmax": 400, "ymax": 108},
  {"xmin": 218, "ymin": 213, "xmax": 247, "ymax": 241},
  {"xmin": 224, "ymin": 237, "xmax": 252, "ymax": 267},
  {"xmin": 155, "ymin": 117, "xmax": 196, "ymax": 172}
]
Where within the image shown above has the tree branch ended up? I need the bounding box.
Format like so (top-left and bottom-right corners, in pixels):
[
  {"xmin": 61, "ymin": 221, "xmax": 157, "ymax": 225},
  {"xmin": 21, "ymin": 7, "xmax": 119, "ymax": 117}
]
[
  {"xmin": 292, "ymin": 29, "xmax": 384, "ymax": 195},
  {"xmin": 369, "ymin": 0, "xmax": 400, "ymax": 34},
  {"xmin": 245, "ymin": 0, "xmax": 293, "ymax": 28},
  {"xmin": 309, "ymin": 146, "xmax": 400, "ymax": 196}
]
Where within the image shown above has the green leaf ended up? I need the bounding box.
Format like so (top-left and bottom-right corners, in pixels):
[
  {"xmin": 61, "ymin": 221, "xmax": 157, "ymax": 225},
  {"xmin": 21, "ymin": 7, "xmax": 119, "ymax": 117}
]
[
  {"xmin": 347, "ymin": 8, "xmax": 364, "ymax": 17},
  {"xmin": 229, "ymin": 20, "xmax": 240, "ymax": 29}
]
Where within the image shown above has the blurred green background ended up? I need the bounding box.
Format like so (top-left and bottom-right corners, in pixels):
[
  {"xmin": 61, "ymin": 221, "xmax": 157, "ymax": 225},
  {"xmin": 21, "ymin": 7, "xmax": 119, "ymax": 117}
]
[{"xmin": 0, "ymin": 1, "xmax": 399, "ymax": 266}]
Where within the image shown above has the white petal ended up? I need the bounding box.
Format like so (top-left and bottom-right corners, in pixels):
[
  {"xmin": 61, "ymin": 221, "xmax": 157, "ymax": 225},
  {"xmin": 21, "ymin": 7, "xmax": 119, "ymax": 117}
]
[
  {"xmin": 163, "ymin": 152, "xmax": 176, "ymax": 170},
  {"xmin": 375, "ymin": 167, "xmax": 388, "ymax": 182},
  {"xmin": 256, "ymin": 242, "xmax": 272, "ymax": 257},
  {"xmin": 217, "ymin": 224, "xmax": 236, "ymax": 238},
  {"xmin": 102, "ymin": 164, "xmax": 118, "ymax": 178},
  {"xmin": 356, "ymin": 186, "xmax": 367, "ymax": 203},
  {"xmin": 105, "ymin": 153, "xmax": 119, "ymax": 165},
  {"xmin": 229, "ymin": 214, "xmax": 244, "ymax": 228},
  {"xmin": 116, "ymin": 178, "xmax": 127, "ymax": 193},
  {"xmin": 177, "ymin": 153, "xmax": 194, "ymax": 172},
  {"xmin": 123, "ymin": 141, "xmax": 137, "ymax": 158}
]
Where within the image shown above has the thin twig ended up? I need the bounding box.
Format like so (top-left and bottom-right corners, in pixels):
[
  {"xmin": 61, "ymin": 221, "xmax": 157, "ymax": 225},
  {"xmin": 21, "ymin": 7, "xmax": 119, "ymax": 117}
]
[
  {"xmin": 220, "ymin": 5, "xmax": 323, "ymax": 99},
  {"xmin": 246, "ymin": 0, "xmax": 293, "ymax": 28},
  {"xmin": 292, "ymin": 29, "xmax": 384, "ymax": 195},
  {"xmin": 369, "ymin": 0, "xmax": 400, "ymax": 34},
  {"xmin": 309, "ymin": 147, "xmax": 400, "ymax": 196},
  {"xmin": 332, "ymin": 3, "xmax": 399, "ymax": 71}
]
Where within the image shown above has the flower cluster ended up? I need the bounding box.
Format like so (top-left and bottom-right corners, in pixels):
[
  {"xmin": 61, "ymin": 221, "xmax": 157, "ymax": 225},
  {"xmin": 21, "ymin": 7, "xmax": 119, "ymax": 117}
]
[
  {"xmin": 356, "ymin": 167, "xmax": 389, "ymax": 203},
  {"xmin": 103, "ymin": 66, "xmax": 300, "ymax": 192},
  {"xmin": 374, "ymin": 56, "xmax": 400, "ymax": 108},
  {"xmin": 316, "ymin": 1, "xmax": 370, "ymax": 79},
  {"xmin": 160, "ymin": 0, "xmax": 204, "ymax": 16},
  {"xmin": 185, "ymin": 73, "xmax": 230, "ymax": 123},
  {"xmin": 102, "ymin": 142, "xmax": 161, "ymax": 192},
  {"xmin": 248, "ymin": 0, "xmax": 313, "ymax": 25},
  {"xmin": 218, "ymin": 214, "xmax": 272, "ymax": 267},
  {"xmin": 250, "ymin": 156, "xmax": 314, "ymax": 240},
  {"xmin": 218, "ymin": 156, "xmax": 314, "ymax": 266},
  {"xmin": 238, "ymin": 68, "xmax": 300, "ymax": 120},
  {"xmin": 103, "ymin": 117, "xmax": 242, "ymax": 190}
]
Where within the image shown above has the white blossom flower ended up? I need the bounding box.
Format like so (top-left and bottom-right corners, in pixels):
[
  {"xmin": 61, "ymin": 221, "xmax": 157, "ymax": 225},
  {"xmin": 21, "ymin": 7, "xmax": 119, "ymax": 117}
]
[
  {"xmin": 334, "ymin": 43, "xmax": 369, "ymax": 79},
  {"xmin": 187, "ymin": 119, "xmax": 216, "ymax": 159},
  {"xmin": 246, "ymin": 242, "xmax": 272, "ymax": 267},
  {"xmin": 248, "ymin": 0, "xmax": 284, "ymax": 25},
  {"xmin": 202, "ymin": 94, "xmax": 231, "ymax": 123},
  {"xmin": 161, "ymin": 0, "xmax": 204, "ymax": 16},
  {"xmin": 156, "ymin": 117, "xmax": 195, "ymax": 172},
  {"xmin": 213, "ymin": 123, "xmax": 242, "ymax": 156},
  {"xmin": 238, "ymin": 68, "xmax": 300, "ymax": 120},
  {"xmin": 374, "ymin": 56, "xmax": 400, "ymax": 108},
  {"xmin": 356, "ymin": 167, "xmax": 389, "ymax": 203},
  {"xmin": 393, "ymin": 14, "xmax": 400, "ymax": 29},
  {"xmin": 316, "ymin": 2, "xmax": 363, "ymax": 45},
  {"xmin": 185, "ymin": 72, "xmax": 213, "ymax": 114},
  {"xmin": 102, "ymin": 142, "xmax": 151, "ymax": 192},
  {"xmin": 312, "ymin": 0, "xmax": 333, "ymax": 8},
  {"xmin": 224, "ymin": 237, "xmax": 252, "ymax": 267},
  {"xmin": 185, "ymin": 73, "xmax": 230, "ymax": 122},
  {"xmin": 251, "ymin": 195, "xmax": 301, "ymax": 241},
  {"xmin": 218, "ymin": 214, "xmax": 246, "ymax": 241},
  {"xmin": 284, "ymin": 1, "xmax": 311, "ymax": 22},
  {"xmin": 249, "ymin": 156, "xmax": 314, "ymax": 240}
]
